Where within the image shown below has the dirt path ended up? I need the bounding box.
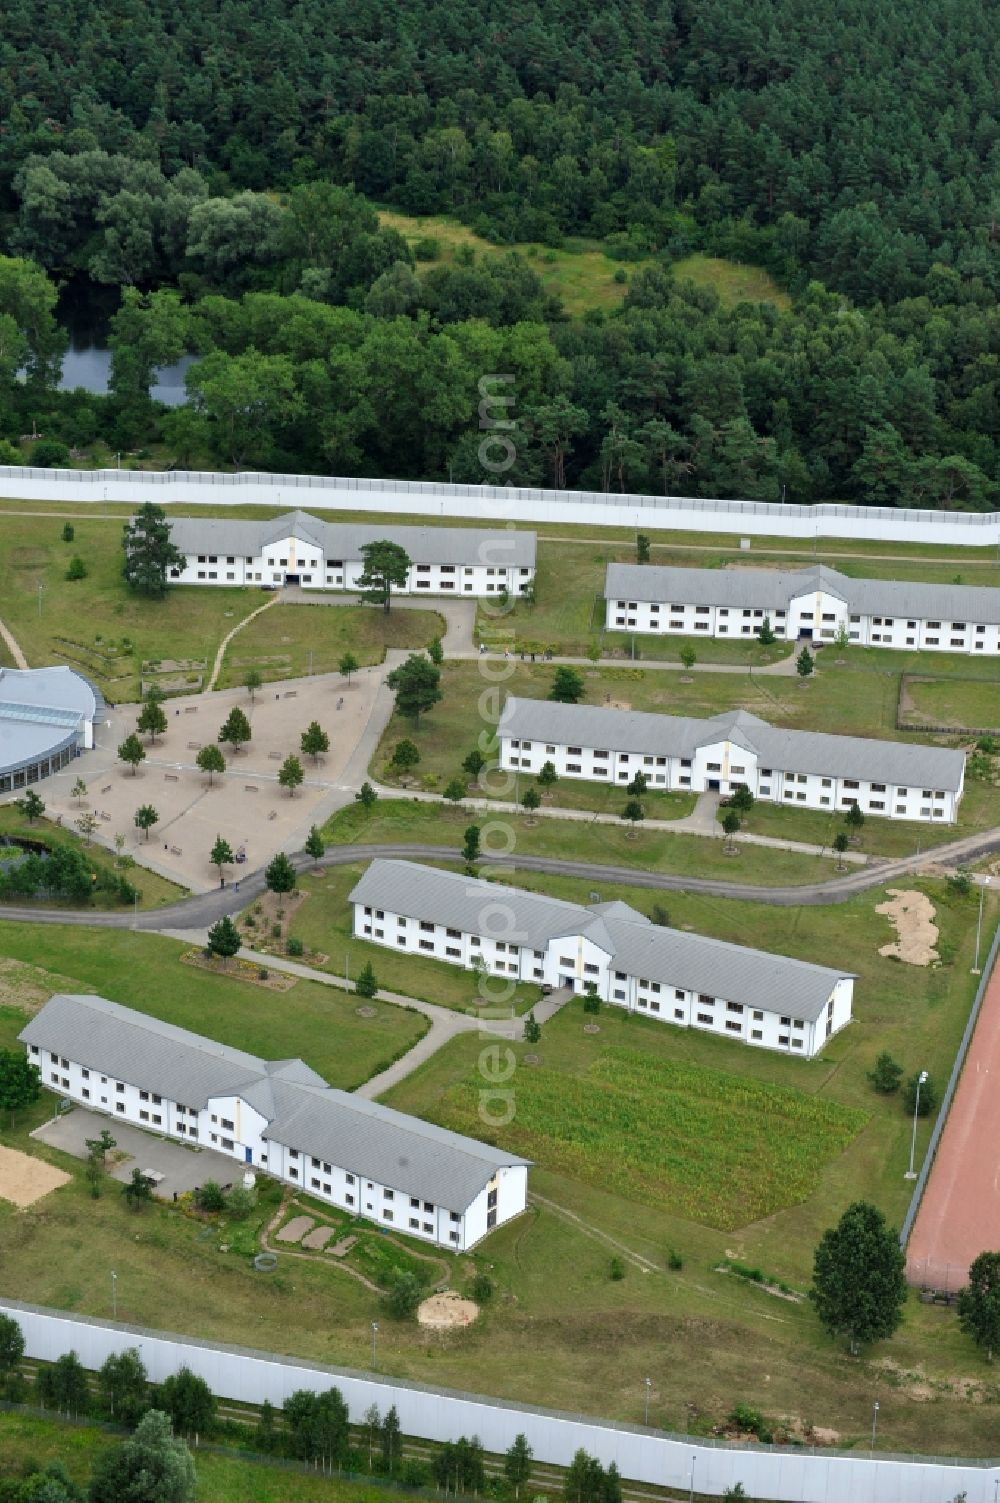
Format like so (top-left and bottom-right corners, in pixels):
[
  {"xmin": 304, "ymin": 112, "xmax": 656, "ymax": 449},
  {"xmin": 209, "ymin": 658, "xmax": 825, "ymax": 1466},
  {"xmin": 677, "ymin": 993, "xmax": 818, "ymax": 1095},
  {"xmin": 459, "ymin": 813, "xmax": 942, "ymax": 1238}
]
[
  {"xmin": 529, "ymin": 1191, "xmax": 658, "ymax": 1272},
  {"xmin": 258, "ymin": 1191, "xmax": 384, "ymax": 1291},
  {"xmin": 0, "ymin": 617, "xmax": 29, "ymax": 670},
  {"xmin": 204, "ymin": 596, "xmax": 279, "ymax": 693}
]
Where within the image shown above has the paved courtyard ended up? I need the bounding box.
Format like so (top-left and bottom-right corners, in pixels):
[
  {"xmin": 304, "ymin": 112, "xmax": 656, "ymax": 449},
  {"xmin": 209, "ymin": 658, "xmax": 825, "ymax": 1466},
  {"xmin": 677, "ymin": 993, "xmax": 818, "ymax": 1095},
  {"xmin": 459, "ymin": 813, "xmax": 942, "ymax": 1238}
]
[
  {"xmin": 34, "ymin": 668, "xmax": 385, "ymax": 892},
  {"xmin": 33, "ymin": 1104, "xmax": 244, "ymax": 1199}
]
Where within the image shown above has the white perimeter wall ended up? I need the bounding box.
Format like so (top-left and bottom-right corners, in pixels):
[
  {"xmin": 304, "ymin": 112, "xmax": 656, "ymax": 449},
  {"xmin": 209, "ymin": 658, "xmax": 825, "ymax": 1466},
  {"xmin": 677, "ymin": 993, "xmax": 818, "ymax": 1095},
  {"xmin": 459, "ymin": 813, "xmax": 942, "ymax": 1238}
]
[
  {"xmin": 2, "ymin": 1299, "xmax": 996, "ymax": 1502},
  {"xmin": 1, "ymin": 466, "xmax": 998, "ymax": 547}
]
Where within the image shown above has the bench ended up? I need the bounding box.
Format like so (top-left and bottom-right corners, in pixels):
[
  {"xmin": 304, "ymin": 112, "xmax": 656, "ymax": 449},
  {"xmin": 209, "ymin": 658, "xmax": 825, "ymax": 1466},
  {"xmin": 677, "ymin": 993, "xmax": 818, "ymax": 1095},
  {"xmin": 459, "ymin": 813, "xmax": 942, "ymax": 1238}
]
[
  {"xmin": 184, "ymin": 705, "xmax": 198, "ymax": 714},
  {"xmin": 170, "ymin": 845, "xmax": 182, "ymax": 856},
  {"xmin": 164, "ymin": 773, "xmax": 179, "ymax": 783},
  {"xmin": 244, "ymin": 784, "xmax": 259, "ymax": 793},
  {"xmin": 101, "ymin": 784, "xmax": 112, "ymax": 794},
  {"xmin": 284, "ymin": 690, "xmax": 298, "ymax": 698},
  {"xmin": 267, "ymin": 751, "xmax": 282, "ymax": 761},
  {"xmin": 99, "ymin": 812, "xmax": 112, "ymax": 822},
  {"xmin": 186, "ymin": 742, "xmax": 201, "ymax": 751},
  {"xmin": 267, "ymin": 811, "xmax": 277, "ymax": 821}
]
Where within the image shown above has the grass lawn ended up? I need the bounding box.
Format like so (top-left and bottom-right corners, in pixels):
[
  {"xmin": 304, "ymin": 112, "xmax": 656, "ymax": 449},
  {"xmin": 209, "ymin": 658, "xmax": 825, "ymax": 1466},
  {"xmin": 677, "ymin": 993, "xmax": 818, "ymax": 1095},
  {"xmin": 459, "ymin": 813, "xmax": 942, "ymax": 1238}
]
[
  {"xmin": 0, "ymin": 510, "xmax": 251, "ymax": 701},
  {"xmin": 0, "ymin": 1413, "xmax": 411, "ymax": 1502},
  {"xmin": 285, "ymin": 865, "xmax": 541, "ymax": 1015},
  {"xmin": 0, "ymin": 806, "xmax": 184, "ymax": 909},
  {"xmin": 0, "ymin": 881, "xmax": 997, "ymax": 1453},
  {"xmin": 671, "ymin": 254, "xmax": 792, "ymax": 310},
  {"xmin": 322, "ymin": 798, "xmax": 836, "ymax": 887},
  {"xmin": 215, "ymin": 602, "xmax": 444, "ymax": 690},
  {"xmin": 0, "ymin": 925, "xmax": 426, "ymax": 1088},
  {"xmin": 902, "ymin": 676, "xmax": 1000, "ymax": 733}
]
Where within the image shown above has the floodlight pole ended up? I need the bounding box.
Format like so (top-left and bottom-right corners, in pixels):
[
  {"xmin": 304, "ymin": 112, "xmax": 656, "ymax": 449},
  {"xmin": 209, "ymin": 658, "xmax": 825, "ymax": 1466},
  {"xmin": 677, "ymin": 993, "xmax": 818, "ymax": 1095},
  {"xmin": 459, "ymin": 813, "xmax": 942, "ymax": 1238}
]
[{"xmin": 906, "ymin": 1071, "xmax": 928, "ymax": 1178}]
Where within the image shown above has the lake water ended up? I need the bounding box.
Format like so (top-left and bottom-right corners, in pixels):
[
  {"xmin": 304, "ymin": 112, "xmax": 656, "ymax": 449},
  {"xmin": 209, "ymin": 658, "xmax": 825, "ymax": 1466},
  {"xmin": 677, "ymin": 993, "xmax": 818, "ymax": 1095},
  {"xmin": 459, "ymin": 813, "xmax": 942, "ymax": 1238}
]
[
  {"xmin": 58, "ymin": 342, "xmax": 194, "ymax": 406},
  {"xmin": 54, "ymin": 280, "xmax": 193, "ymax": 405}
]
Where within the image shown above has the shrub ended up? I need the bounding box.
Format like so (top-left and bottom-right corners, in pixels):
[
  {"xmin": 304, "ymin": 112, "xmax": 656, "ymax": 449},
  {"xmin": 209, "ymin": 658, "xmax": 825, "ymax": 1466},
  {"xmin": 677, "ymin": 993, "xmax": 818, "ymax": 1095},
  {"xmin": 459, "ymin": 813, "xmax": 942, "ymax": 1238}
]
[
  {"xmin": 271, "ymin": 922, "xmax": 282, "ymax": 939},
  {"xmin": 387, "ymin": 1272, "xmax": 422, "ymax": 1319},
  {"xmin": 286, "ymin": 936, "xmax": 304, "ymax": 957},
  {"xmin": 667, "ymin": 1248, "xmax": 683, "ymax": 1271},
  {"xmin": 867, "ymin": 1051, "xmax": 904, "ymax": 1094},
  {"xmin": 471, "ymin": 1272, "xmax": 494, "ymax": 1302},
  {"xmin": 196, "ymin": 1181, "xmax": 226, "ymax": 1212},
  {"xmin": 400, "ymin": 1459, "xmax": 431, "ymax": 1487},
  {"xmin": 609, "ymin": 1257, "xmax": 625, "ymax": 1281},
  {"xmin": 257, "ymin": 966, "xmax": 269, "ymax": 981},
  {"xmin": 413, "ymin": 236, "xmax": 439, "ymax": 260},
  {"xmin": 224, "ymin": 1184, "xmax": 258, "ymax": 1218},
  {"xmin": 729, "ymin": 1403, "xmax": 772, "ymax": 1442}
]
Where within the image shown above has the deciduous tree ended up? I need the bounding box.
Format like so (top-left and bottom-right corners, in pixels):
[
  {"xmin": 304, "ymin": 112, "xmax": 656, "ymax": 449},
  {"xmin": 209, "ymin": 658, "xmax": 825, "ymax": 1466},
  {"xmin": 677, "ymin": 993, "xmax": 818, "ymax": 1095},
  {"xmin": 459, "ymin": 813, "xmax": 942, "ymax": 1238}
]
[{"xmin": 810, "ymin": 1200, "xmax": 906, "ymax": 1353}]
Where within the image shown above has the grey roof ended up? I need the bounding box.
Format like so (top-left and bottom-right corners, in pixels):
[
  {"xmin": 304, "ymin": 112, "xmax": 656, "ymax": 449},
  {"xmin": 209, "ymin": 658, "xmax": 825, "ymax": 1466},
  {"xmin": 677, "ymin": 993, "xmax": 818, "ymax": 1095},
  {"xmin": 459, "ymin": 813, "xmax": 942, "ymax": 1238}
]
[
  {"xmin": 20, "ymin": 995, "xmax": 527, "ymax": 1212},
  {"xmin": 350, "ymin": 861, "xmax": 852, "ymax": 1024},
  {"xmin": 499, "ymin": 697, "xmax": 965, "ymax": 792},
  {"xmin": 0, "ymin": 666, "xmax": 101, "ymax": 774},
  {"xmin": 606, "ymin": 562, "xmax": 1000, "ymax": 625},
  {"xmin": 167, "ymin": 509, "xmax": 536, "ymax": 569}
]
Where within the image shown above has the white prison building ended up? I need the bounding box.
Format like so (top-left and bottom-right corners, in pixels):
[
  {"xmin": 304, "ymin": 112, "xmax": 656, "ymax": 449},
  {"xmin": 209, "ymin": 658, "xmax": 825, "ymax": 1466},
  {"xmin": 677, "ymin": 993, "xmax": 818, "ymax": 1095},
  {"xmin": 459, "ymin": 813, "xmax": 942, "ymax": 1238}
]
[
  {"xmin": 605, "ymin": 562, "xmax": 1000, "ymax": 656},
  {"xmin": 498, "ymin": 697, "xmax": 965, "ymax": 823},
  {"xmin": 350, "ymin": 860, "xmax": 854, "ymax": 1058},
  {"xmin": 20, "ymin": 994, "xmax": 528, "ymax": 1250},
  {"xmin": 164, "ymin": 510, "xmax": 536, "ymax": 597}
]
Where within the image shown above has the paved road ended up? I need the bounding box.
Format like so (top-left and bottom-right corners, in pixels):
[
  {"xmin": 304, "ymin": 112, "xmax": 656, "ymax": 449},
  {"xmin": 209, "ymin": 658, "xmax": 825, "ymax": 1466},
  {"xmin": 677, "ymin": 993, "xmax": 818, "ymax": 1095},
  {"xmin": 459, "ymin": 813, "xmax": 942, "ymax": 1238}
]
[{"xmin": 3, "ymin": 823, "xmax": 998, "ymax": 933}]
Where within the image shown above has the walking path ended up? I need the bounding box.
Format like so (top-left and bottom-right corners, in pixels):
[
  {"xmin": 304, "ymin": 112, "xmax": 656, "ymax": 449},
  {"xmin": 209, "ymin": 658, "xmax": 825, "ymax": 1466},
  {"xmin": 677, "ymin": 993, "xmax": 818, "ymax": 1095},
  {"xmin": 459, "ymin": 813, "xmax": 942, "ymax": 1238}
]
[
  {"xmin": 159, "ymin": 933, "xmax": 524, "ymax": 1098},
  {"xmin": 0, "ymin": 617, "xmax": 29, "ymax": 670},
  {"xmin": 204, "ymin": 597, "xmax": 278, "ymax": 692}
]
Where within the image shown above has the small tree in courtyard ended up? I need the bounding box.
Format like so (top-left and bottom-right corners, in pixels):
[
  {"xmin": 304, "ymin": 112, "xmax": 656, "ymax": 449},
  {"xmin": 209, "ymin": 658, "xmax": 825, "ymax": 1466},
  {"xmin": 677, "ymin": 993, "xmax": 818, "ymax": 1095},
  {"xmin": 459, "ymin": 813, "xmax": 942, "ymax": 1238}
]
[
  {"xmin": 537, "ymin": 760, "xmax": 558, "ymax": 789},
  {"xmin": 721, "ymin": 810, "xmax": 741, "ymax": 851},
  {"xmin": 549, "ymin": 666, "xmax": 584, "ymax": 703},
  {"xmin": 358, "ymin": 539, "xmax": 411, "ymax": 613},
  {"xmin": 386, "ymin": 653, "xmax": 442, "ymax": 725},
  {"xmin": 355, "ymin": 781, "xmax": 378, "ymax": 814},
  {"xmin": 463, "ymin": 747, "xmax": 486, "ymax": 779},
  {"xmin": 196, "ymin": 743, "xmax": 225, "ymax": 785},
  {"xmin": 134, "ymin": 804, "xmax": 158, "ymax": 841},
  {"xmin": 71, "ymin": 776, "xmax": 88, "ymax": 805},
  {"xmin": 796, "ymin": 645, "xmax": 814, "ymax": 679},
  {"xmin": 339, "ymin": 651, "xmax": 359, "ymax": 681},
  {"xmin": 265, "ymin": 851, "xmax": 297, "ymax": 895},
  {"xmin": 867, "ymin": 1051, "xmax": 904, "ymax": 1094},
  {"xmin": 355, "ymin": 961, "xmax": 378, "ymax": 999},
  {"xmin": 300, "ymin": 720, "xmax": 329, "ymax": 764},
  {"xmin": 621, "ymin": 798, "xmax": 644, "ymax": 836},
  {"xmin": 522, "ymin": 786, "xmax": 541, "ymax": 821},
  {"xmin": 17, "ymin": 789, "xmax": 44, "ymax": 823},
  {"xmin": 305, "ymin": 825, "xmax": 325, "ymax": 865},
  {"xmin": 635, "ymin": 533, "xmax": 650, "ymax": 564},
  {"xmin": 218, "ymin": 706, "xmax": 251, "ymax": 754},
  {"xmin": 123, "ymin": 1168, "xmax": 154, "ymax": 1212},
  {"xmin": 462, "ymin": 824, "xmax": 481, "ymax": 864},
  {"xmin": 278, "ymin": 753, "xmax": 304, "ymax": 796},
  {"xmin": 833, "ymin": 830, "xmax": 850, "ymax": 868},
  {"xmin": 845, "ymin": 802, "xmax": 865, "ymax": 840},
  {"xmin": 118, "ymin": 733, "xmax": 146, "ymax": 776},
  {"xmin": 243, "ymin": 667, "xmax": 263, "ymax": 701},
  {"xmin": 137, "ymin": 695, "xmax": 167, "ymax": 744},
  {"xmin": 679, "ymin": 643, "xmax": 697, "ymax": 678},
  {"xmin": 390, "ymin": 738, "xmax": 420, "ymax": 776},
  {"xmin": 626, "ymin": 770, "xmax": 648, "ymax": 797},
  {"xmin": 209, "ymin": 835, "xmax": 234, "ymax": 882},
  {"xmin": 444, "ymin": 776, "xmax": 466, "ymax": 804},
  {"xmin": 76, "ymin": 809, "xmax": 98, "ymax": 844},
  {"xmin": 758, "ymin": 615, "xmax": 776, "ymax": 645}
]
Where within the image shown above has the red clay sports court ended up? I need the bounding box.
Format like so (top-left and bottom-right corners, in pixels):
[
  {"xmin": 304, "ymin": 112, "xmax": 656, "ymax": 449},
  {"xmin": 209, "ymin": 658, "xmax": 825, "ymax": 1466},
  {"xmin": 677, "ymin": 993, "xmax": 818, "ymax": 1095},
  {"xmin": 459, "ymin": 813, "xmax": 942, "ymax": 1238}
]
[{"xmin": 906, "ymin": 945, "xmax": 1000, "ymax": 1291}]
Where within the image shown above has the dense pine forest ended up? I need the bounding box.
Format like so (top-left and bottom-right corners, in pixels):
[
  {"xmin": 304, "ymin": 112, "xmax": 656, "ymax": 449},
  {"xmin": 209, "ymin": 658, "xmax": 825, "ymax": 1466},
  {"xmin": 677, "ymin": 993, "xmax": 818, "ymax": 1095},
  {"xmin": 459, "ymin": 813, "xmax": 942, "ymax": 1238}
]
[{"xmin": 0, "ymin": 0, "xmax": 998, "ymax": 503}]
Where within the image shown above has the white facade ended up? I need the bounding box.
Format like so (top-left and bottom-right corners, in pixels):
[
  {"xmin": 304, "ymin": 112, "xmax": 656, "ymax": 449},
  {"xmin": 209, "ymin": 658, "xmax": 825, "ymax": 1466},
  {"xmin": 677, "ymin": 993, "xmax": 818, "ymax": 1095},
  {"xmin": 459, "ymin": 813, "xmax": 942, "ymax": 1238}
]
[
  {"xmin": 351, "ymin": 861, "xmax": 854, "ymax": 1059},
  {"xmin": 606, "ymin": 563, "xmax": 1000, "ymax": 657},
  {"xmin": 499, "ymin": 698, "xmax": 965, "ymax": 824},
  {"xmin": 165, "ymin": 510, "xmax": 535, "ymax": 598},
  {"xmin": 23, "ymin": 996, "xmax": 528, "ymax": 1252}
]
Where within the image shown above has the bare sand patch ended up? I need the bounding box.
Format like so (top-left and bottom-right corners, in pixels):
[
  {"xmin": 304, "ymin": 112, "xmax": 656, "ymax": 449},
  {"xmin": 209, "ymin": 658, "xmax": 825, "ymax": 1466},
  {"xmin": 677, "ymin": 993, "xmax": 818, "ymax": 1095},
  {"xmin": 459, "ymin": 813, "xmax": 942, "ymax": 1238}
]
[
  {"xmin": 876, "ymin": 888, "xmax": 939, "ymax": 965},
  {"xmin": 0, "ymin": 956, "xmax": 71, "ymax": 1014},
  {"xmin": 0, "ymin": 1145, "xmax": 70, "ymax": 1208},
  {"xmin": 417, "ymin": 1290, "xmax": 479, "ymax": 1329}
]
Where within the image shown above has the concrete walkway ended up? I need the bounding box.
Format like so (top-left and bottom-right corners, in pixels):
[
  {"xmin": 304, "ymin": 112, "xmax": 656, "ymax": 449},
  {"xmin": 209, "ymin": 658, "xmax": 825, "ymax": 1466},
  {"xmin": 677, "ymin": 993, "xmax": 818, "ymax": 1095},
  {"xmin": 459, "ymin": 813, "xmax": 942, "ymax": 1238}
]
[{"xmin": 0, "ymin": 617, "xmax": 29, "ymax": 669}]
